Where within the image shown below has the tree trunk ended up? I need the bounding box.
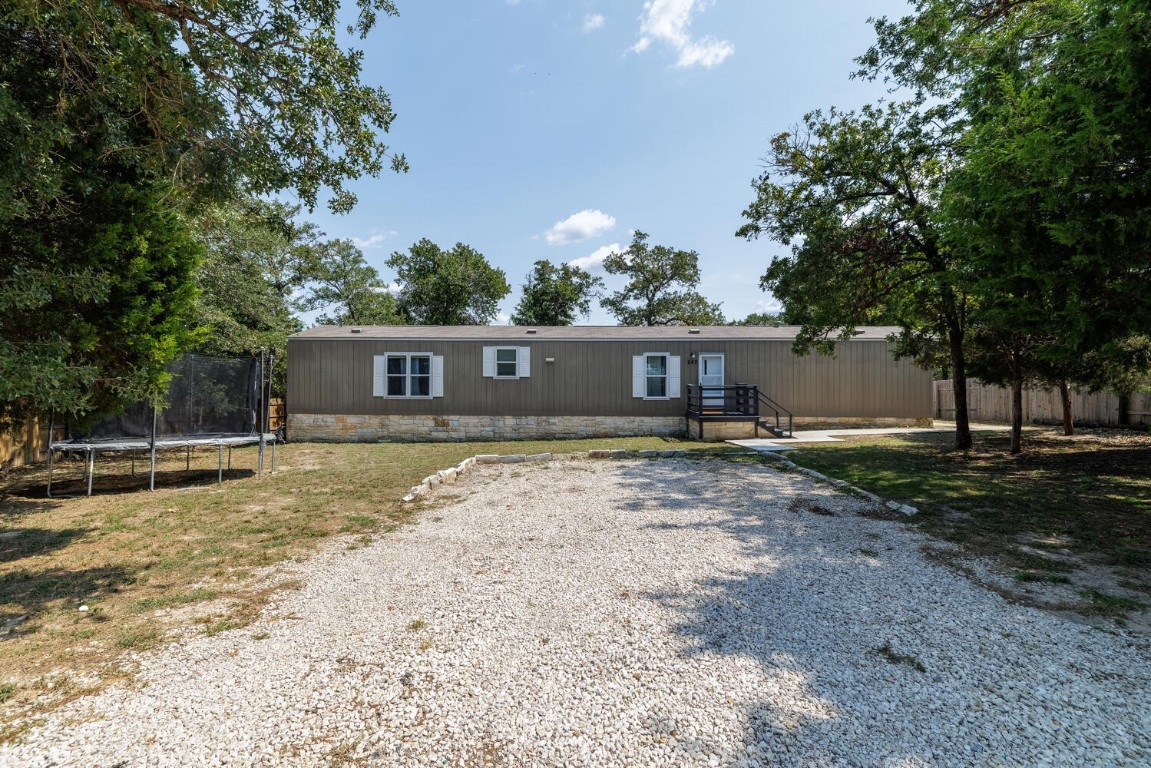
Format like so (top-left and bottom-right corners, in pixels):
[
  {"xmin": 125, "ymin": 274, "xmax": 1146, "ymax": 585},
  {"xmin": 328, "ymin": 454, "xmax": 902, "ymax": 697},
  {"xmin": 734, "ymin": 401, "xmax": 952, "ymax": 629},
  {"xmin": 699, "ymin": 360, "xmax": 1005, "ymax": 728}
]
[
  {"xmin": 944, "ymin": 308, "xmax": 973, "ymax": 450},
  {"xmin": 1059, "ymin": 379, "xmax": 1074, "ymax": 436},
  {"xmin": 1010, "ymin": 359, "xmax": 1024, "ymax": 455}
]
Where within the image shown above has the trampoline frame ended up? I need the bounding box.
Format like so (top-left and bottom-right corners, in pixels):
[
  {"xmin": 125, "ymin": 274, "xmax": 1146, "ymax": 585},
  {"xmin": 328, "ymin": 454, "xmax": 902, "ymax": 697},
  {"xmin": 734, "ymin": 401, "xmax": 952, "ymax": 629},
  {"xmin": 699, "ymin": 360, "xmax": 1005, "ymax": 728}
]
[
  {"xmin": 47, "ymin": 433, "xmax": 278, "ymax": 497},
  {"xmin": 45, "ymin": 350, "xmax": 279, "ymax": 497}
]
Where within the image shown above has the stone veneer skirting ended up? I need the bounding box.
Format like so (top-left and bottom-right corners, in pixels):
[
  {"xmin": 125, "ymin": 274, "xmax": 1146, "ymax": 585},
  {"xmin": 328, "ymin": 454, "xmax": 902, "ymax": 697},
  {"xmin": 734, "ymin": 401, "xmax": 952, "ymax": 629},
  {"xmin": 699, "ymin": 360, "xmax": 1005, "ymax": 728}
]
[{"xmin": 289, "ymin": 413, "xmax": 688, "ymax": 442}]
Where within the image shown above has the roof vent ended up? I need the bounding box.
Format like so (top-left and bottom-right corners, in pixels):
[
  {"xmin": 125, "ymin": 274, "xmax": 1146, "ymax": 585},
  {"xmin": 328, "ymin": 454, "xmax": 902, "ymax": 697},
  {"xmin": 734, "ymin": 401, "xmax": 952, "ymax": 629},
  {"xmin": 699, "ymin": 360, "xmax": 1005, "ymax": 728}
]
[
  {"xmin": 688, "ymin": 328, "xmax": 701, "ymax": 335},
  {"xmin": 350, "ymin": 328, "xmax": 363, "ymax": 334},
  {"xmin": 526, "ymin": 328, "xmax": 538, "ymax": 334}
]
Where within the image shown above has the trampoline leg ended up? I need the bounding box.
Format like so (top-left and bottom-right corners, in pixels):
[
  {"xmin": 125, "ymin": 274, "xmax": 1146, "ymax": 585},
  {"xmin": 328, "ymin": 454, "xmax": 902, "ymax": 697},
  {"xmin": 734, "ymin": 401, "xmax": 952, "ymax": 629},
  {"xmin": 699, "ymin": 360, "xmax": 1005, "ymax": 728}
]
[
  {"xmin": 86, "ymin": 450, "xmax": 95, "ymax": 497},
  {"xmin": 218, "ymin": 444, "xmax": 223, "ymax": 484},
  {"xmin": 186, "ymin": 445, "xmax": 191, "ymax": 472},
  {"xmin": 228, "ymin": 447, "xmax": 232, "ymax": 471},
  {"xmin": 271, "ymin": 440, "xmax": 277, "ymax": 474},
  {"xmin": 131, "ymin": 453, "xmax": 135, "ymax": 475},
  {"xmin": 47, "ymin": 447, "xmax": 54, "ymax": 498},
  {"xmin": 150, "ymin": 407, "xmax": 158, "ymax": 492}
]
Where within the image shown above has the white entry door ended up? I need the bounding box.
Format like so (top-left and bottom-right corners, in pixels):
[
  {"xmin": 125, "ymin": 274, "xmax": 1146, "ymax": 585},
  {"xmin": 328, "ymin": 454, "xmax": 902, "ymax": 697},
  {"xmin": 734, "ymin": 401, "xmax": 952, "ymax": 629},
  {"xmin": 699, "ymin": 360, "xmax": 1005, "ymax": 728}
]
[{"xmin": 699, "ymin": 354, "xmax": 725, "ymax": 408}]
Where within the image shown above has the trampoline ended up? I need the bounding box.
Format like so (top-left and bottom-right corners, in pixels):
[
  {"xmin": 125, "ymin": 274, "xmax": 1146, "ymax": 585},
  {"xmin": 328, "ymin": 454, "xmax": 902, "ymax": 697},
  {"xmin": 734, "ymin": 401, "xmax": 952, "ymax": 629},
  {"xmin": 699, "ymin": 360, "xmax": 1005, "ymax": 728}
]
[{"xmin": 48, "ymin": 353, "xmax": 279, "ymax": 496}]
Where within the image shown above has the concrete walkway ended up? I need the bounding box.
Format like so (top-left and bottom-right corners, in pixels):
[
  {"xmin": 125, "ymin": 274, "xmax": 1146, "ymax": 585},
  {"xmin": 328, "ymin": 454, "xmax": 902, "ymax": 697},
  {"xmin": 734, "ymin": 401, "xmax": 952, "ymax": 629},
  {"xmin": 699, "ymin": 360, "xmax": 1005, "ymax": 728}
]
[{"xmin": 728, "ymin": 422, "xmax": 1011, "ymax": 453}]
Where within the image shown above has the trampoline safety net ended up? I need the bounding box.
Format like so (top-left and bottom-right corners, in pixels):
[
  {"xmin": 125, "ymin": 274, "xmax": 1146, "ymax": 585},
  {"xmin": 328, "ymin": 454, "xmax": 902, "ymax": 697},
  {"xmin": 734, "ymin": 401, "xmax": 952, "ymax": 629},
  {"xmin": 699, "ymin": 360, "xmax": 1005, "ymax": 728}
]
[{"xmin": 76, "ymin": 354, "xmax": 262, "ymax": 441}]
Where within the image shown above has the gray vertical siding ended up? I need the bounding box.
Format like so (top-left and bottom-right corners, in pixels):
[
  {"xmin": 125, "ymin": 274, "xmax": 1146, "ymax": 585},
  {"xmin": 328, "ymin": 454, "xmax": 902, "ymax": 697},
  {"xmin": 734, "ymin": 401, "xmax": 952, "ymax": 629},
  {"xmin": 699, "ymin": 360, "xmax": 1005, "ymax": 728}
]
[{"xmin": 288, "ymin": 337, "xmax": 933, "ymax": 418}]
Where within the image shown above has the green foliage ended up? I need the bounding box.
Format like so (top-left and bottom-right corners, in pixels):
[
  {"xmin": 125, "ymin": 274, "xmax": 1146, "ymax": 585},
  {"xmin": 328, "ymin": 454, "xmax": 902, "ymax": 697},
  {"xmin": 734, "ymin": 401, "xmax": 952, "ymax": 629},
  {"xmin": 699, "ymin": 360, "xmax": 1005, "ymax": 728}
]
[
  {"xmin": 0, "ymin": 0, "xmax": 406, "ymax": 423},
  {"xmin": 193, "ymin": 200, "xmax": 322, "ymax": 396},
  {"xmin": 860, "ymin": 0, "xmax": 1151, "ymax": 445},
  {"xmin": 194, "ymin": 201, "xmax": 312, "ymax": 357},
  {"xmin": 736, "ymin": 101, "xmax": 972, "ymax": 447},
  {"xmin": 511, "ymin": 261, "xmax": 604, "ymax": 326},
  {"xmin": 738, "ymin": 103, "xmax": 958, "ymax": 354},
  {"xmin": 736, "ymin": 310, "xmax": 782, "ymax": 327},
  {"xmin": 387, "ymin": 240, "xmax": 511, "ymax": 325},
  {"xmin": 740, "ymin": 0, "xmax": 1151, "ymax": 449},
  {"xmin": 0, "ymin": 165, "xmax": 201, "ymax": 424},
  {"xmin": 600, "ymin": 232, "xmax": 725, "ymax": 326},
  {"xmin": 943, "ymin": 0, "xmax": 1151, "ymax": 369},
  {"xmin": 297, "ymin": 240, "xmax": 403, "ymax": 326},
  {"xmin": 2, "ymin": 0, "xmax": 406, "ymax": 215}
]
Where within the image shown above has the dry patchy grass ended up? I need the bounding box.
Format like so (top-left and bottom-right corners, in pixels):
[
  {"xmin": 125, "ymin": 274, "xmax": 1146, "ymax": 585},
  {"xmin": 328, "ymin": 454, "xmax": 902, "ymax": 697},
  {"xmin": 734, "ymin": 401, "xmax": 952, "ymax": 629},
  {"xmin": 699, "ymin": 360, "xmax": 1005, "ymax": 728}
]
[{"xmin": 0, "ymin": 436, "xmax": 712, "ymax": 729}]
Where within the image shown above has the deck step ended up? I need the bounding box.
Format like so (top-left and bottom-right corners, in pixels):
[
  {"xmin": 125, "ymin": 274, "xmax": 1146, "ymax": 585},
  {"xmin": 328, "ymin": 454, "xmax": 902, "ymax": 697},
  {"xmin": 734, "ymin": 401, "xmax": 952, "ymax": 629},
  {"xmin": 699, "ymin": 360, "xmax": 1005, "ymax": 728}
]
[{"xmin": 757, "ymin": 420, "xmax": 790, "ymax": 439}]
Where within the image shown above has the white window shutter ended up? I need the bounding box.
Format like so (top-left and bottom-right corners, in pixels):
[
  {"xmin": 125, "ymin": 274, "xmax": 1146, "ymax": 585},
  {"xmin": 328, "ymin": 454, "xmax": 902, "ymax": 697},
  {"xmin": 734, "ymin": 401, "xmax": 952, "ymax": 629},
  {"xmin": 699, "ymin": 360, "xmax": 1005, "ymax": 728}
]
[
  {"xmin": 518, "ymin": 347, "xmax": 531, "ymax": 378},
  {"xmin": 372, "ymin": 356, "xmax": 385, "ymax": 397},
  {"xmin": 668, "ymin": 355, "xmax": 681, "ymax": 399},
  {"xmin": 632, "ymin": 356, "xmax": 645, "ymax": 398},
  {"xmin": 482, "ymin": 346, "xmax": 496, "ymax": 377},
  {"xmin": 431, "ymin": 355, "xmax": 444, "ymax": 397}
]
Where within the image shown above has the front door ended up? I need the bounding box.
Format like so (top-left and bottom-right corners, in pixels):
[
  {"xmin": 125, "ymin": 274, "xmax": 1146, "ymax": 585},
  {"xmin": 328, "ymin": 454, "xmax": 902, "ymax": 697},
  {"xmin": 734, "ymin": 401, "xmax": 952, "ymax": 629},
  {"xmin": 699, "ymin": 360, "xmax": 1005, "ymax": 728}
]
[{"xmin": 699, "ymin": 354, "xmax": 725, "ymax": 409}]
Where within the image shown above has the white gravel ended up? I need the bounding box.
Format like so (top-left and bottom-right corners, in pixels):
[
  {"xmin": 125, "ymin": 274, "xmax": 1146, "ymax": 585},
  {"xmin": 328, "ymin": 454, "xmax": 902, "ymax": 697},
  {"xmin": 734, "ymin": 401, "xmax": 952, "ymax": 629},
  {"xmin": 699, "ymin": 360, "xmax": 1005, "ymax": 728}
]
[{"xmin": 5, "ymin": 458, "xmax": 1149, "ymax": 767}]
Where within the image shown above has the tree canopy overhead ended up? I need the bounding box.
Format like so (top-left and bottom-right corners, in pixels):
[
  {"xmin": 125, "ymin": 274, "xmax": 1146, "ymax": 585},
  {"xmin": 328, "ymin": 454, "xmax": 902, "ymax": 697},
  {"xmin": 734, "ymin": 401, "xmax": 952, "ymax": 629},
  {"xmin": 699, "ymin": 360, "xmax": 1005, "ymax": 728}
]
[
  {"xmin": 1, "ymin": 0, "xmax": 406, "ymax": 424},
  {"xmin": 3, "ymin": 0, "xmax": 407, "ymax": 215},
  {"xmin": 740, "ymin": 0, "xmax": 1151, "ymax": 451},
  {"xmin": 737, "ymin": 103, "xmax": 975, "ymax": 449},
  {"xmin": 601, "ymin": 231, "xmax": 725, "ymax": 326}
]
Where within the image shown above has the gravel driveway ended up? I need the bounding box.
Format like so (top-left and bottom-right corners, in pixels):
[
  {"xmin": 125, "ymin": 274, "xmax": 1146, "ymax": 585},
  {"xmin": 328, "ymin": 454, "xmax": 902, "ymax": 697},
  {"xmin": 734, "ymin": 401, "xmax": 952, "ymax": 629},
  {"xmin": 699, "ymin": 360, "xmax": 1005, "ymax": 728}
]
[{"xmin": 5, "ymin": 458, "xmax": 1149, "ymax": 767}]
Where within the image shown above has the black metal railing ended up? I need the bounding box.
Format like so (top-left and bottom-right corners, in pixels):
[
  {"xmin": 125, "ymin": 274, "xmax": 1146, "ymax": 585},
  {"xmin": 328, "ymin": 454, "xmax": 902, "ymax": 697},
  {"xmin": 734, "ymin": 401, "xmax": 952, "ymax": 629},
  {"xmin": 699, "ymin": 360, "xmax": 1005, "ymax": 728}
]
[
  {"xmin": 685, "ymin": 384, "xmax": 760, "ymax": 418},
  {"xmin": 685, "ymin": 384, "xmax": 793, "ymax": 438},
  {"xmin": 756, "ymin": 389, "xmax": 793, "ymax": 438}
]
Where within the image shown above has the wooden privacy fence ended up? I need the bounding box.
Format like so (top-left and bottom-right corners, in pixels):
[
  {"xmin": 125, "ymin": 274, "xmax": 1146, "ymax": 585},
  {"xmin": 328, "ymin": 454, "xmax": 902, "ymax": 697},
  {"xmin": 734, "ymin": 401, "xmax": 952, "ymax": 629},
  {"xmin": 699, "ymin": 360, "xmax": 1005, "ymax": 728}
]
[
  {"xmin": 0, "ymin": 415, "xmax": 63, "ymax": 470},
  {"xmin": 268, "ymin": 398, "xmax": 286, "ymax": 433},
  {"xmin": 934, "ymin": 379, "xmax": 1151, "ymax": 427}
]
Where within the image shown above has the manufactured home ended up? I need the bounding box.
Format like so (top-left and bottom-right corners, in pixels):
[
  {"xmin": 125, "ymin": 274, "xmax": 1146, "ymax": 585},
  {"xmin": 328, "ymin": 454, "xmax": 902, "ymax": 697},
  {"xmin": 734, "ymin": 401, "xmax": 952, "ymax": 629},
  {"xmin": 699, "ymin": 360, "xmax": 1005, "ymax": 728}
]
[{"xmin": 286, "ymin": 325, "xmax": 933, "ymax": 442}]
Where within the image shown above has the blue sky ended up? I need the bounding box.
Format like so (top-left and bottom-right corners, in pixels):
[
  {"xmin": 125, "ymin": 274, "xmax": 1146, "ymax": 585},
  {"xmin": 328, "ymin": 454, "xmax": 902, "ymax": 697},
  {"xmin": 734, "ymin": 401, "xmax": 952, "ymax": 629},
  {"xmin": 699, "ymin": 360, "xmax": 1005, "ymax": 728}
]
[{"xmin": 302, "ymin": 0, "xmax": 914, "ymax": 325}]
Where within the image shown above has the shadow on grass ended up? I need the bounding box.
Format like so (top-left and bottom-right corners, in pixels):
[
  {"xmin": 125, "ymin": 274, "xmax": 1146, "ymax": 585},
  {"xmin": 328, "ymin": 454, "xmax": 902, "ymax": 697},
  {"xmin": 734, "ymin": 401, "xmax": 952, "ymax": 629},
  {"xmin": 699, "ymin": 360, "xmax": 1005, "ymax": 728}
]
[
  {"xmin": 0, "ymin": 564, "xmax": 136, "ymax": 639},
  {"xmin": 5, "ymin": 468, "xmax": 258, "ymax": 499},
  {"xmin": 788, "ymin": 430, "xmax": 1151, "ymax": 559},
  {"xmin": 605, "ymin": 457, "xmax": 1148, "ymax": 765},
  {"xmin": 0, "ymin": 528, "xmax": 92, "ymax": 565}
]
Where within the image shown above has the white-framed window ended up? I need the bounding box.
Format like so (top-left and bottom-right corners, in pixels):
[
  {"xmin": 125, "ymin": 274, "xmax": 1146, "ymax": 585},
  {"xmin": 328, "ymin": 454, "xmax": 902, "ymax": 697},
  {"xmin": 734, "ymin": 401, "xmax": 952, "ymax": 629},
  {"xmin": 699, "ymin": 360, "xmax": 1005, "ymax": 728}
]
[
  {"xmin": 632, "ymin": 353, "xmax": 681, "ymax": 400},
  {"xmin": 373, "ymin": 354, "xmax": 444, "ymax": 398},
  {"xmin": 482, "ymin": 346, "xmax": 531, "ymax": 379}
]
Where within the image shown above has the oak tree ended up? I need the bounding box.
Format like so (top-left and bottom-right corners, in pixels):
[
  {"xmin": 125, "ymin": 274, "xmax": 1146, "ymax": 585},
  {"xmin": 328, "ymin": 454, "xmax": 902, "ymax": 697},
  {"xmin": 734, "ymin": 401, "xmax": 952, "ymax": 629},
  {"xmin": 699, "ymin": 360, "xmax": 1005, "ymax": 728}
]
[
  {"xmin": 600, "ymin": 232, "xmax": 725, "ymax": 326},
  {"xmin": 512, "ymin": 261, "xmax": 604, "ymax": 326},
  {"xmin": 737, "ymin": 103, "xmax": 976, "ymax": 449},
  {"xmin": 298, "ymin": 240, "xmax": 404, "ymax": 326},
  {"xmin": 387, "ymin": 240, "xmax": 511, "ymax": 325}
]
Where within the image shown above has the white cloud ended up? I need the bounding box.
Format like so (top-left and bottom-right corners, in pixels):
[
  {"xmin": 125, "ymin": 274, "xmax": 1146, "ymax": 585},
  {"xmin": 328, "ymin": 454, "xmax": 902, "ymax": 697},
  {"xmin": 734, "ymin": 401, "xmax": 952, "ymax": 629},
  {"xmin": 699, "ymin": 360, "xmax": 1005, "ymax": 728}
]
[
  {"xmin": 583, "ymin": 13, "xmax": 605, "ymax": 32},
  {"xmin": 545, "ymin": 209, "xmax": 616, "ymax": 245},
  {"xmin": 632, "ymin": 0, "xmax": 734, "ymax": 69},
  {"xmin": 352, "ymin": 230, "xmax": 398, "ymax": 249},
  {"xmin": 568, "ymin": 243, "xmax": 622, "ymax": 270}
]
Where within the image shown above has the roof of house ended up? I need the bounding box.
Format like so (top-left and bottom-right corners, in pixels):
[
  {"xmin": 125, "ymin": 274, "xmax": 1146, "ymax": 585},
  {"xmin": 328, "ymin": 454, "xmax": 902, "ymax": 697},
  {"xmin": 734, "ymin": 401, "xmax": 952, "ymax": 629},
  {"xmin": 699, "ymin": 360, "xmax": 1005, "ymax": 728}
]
[{"xmin": 290, "ymin": 325, "xmax": 902, "ymax": 342}]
